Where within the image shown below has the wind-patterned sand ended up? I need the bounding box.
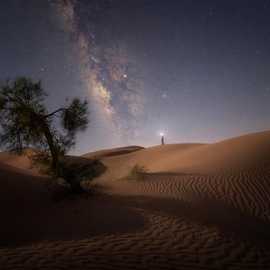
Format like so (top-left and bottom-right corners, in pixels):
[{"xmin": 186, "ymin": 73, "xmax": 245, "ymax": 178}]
[{"xmin": 1, "ymin": 131, "xmax": 270, "ymax": 269}]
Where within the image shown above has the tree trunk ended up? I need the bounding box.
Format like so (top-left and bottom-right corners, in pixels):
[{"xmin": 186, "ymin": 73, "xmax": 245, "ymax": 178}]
[
  {"xmin": 16, "ymin": 131, "xmax": 23, "ymax": 153},
  {"xmin": 41, "ymin": 122, "xmax": 60, "ymax": 177}
]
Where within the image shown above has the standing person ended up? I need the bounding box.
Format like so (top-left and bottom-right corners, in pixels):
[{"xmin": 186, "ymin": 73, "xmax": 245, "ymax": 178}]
[
  {"xmin": 159, "ymin": 132, "xmax": 165, "ymax": 145},
  {"xmin": 161, "ymin": 134, "xmax": 165, "ymax": 145}
]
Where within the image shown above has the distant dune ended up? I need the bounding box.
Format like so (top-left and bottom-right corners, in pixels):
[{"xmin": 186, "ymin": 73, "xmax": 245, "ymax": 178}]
[
  {"xmin": 1, "ymin": 130, "xmax": 270, "ymax": 269},
  {"xmin": 83, "ymin": 145, "xmax": 144, "ymax": 159}
]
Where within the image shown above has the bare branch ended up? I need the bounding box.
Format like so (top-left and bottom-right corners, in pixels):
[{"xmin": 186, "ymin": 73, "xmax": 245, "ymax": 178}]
[{"xmin": 44, "ymin": 108, "xmax": 65, "ymax": 119}]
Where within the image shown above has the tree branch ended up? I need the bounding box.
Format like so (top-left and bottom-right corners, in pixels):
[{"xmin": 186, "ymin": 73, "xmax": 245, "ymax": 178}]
[{"xmin": 44, "ymin": 108, "xmax": 65, "ymax": 119}]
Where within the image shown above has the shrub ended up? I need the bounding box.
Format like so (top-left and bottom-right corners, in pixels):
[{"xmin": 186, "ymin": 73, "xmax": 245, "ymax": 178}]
[
  {"xmin": 58, "ymin": 158, "xmax": 106, "ymax": 193},
  {"xmin": 127, "ymin": 164, "xmax": 148, "ymax": 181}
]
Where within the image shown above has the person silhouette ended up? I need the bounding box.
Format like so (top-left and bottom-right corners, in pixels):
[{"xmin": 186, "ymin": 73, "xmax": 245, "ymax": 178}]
[{"xmin": 161, "ymin": 135, "xmax": 165, "ymax": 145}]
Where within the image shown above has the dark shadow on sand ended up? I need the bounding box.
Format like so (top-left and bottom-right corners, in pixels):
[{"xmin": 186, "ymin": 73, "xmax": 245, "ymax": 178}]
[
  {"xmin": 0, "ymin": 164, "xmax": 145, "ymax": 248},
  {"xmin": 114, "ymin": 194, "xmax": 270, "ymax": 249}
]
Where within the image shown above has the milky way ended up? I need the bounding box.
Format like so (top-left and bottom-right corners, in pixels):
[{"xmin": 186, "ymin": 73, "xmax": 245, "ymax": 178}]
[{"xmin": 51, "ymin": 0, "xmax": 145, "ymax": 141}]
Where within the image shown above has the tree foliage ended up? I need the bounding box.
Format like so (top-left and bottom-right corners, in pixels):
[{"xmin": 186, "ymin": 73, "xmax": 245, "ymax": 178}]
[{"xmin": 0, "ymin": 77, "xmax": 89, "ymax": 179}]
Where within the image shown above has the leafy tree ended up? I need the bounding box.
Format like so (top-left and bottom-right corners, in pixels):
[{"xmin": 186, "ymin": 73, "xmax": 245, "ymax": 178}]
[{"xmin": 0, "ymin": 77, "xmax": 88, "ymax": 179}]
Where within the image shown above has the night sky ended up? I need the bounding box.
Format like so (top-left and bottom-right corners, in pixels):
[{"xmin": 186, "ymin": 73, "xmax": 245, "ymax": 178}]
[{"xmin": 1, "ymin": 0, "xmax": 270, "ymax": 154}]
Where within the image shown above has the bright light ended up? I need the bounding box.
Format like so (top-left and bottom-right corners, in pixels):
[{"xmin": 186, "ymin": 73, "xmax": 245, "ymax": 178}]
[{"xmin": 159, "ymin": 132, "xmax": 164, "ymax": 137}]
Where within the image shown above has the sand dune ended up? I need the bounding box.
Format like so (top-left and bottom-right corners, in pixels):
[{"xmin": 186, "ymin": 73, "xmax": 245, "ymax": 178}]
[
  {"xmin": 1, "ymin": 130, "xmax": 270, "ymax": 269},
  {"xmin": 90, "ymin": 131, "xmax": 270, "ymax": 222},
  {"xmin": 87, "ymin": 131, "xmax": 270, "ymax": 183},
  {"xmin": 89, "ymin": 143, "xmax": 205, "ymax": 182}
]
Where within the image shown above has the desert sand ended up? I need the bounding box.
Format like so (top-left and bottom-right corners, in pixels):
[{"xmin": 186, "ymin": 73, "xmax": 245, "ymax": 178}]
[{"xmin": 1, "ymin": 130, "xmax": 270, "ymax": 269}]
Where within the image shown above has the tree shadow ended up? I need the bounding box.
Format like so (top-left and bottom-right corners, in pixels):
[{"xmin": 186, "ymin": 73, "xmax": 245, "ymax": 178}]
[{"xmin": 0, "ymin": 165, "xmax": 145, "ymax": 248}]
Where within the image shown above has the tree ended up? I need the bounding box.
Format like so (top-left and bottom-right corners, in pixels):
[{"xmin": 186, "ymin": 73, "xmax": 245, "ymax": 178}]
[{"xmin": 0, "ymin": 77, "xmax": 88, "ymax": 180}]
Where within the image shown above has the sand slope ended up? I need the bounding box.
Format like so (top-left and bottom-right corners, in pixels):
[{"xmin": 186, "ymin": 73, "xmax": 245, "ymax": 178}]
[
  {"xmin": 0, "ymin": 162, "xmax": 145, "ymax": 248},
  {"xmin": 0, "ymin": 149, "xmax": 42, "ymax": 176},
  {"xmin": 1, "ymin": 130, "xmax": 270, "ymax": 269},
  {"xmin": 90, "ymin": 131, "xmax": 270, "ymax": 222},
  {"xmin": 88, "ymin": 131, "xmax": 270, "ymax": 182},
  {"xmin": 90, "ymin": 143, "xmax": 204, "ymax": 181}
]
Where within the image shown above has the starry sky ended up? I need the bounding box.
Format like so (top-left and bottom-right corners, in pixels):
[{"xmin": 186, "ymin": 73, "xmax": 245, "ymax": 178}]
[{"xmin": 1, "ymin": 0, "xmax": 270, "ymax": 154}]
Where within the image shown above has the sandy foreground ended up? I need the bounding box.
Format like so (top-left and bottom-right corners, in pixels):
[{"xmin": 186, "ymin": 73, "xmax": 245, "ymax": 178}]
[{"xmin": 1, "ymin": 131, "xmax": 270, "ymax": 269}]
